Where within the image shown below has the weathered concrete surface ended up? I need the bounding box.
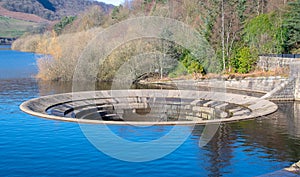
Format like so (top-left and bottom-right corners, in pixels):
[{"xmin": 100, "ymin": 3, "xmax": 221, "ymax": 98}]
[
  {"xmin": 20, "ymin": 89, "xmax": 278, "ymax": 125},
  {"xmin": 292, "ymin": 62, "xmax": 300, "ymax": 101},
  {"xmin": 258, "ymin": 170, "xmax": 299, "ymax": 177},
  {"xmin": 199, "ymin": 77, "xmax": 288, "ymax": 93},
  {"xmin": 146, "ymin": 77, "xmax": 295, "ymax": 101},
  {"xmin": 258, "ymin": 161, "xmax": 300, "ymax": 177},
  {"xmin": 258, "ymin": 55, "xmax": 300, "ymax": 71}
]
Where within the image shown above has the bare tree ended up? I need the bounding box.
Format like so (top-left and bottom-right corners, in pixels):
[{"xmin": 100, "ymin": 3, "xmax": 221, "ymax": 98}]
[{"xmin": 221, "ymin": 0, "xmax": 225, "ymax": 71}]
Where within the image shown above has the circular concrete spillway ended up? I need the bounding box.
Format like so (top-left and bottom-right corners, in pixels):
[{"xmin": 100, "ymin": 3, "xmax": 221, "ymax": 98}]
[{"xmin": 20, "ymin": 90, "xmax": 278, "ymax": 125}]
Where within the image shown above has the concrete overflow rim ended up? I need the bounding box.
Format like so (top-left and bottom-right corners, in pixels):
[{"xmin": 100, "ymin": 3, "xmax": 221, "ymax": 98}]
[{"xmin": 20, "ymin": 89, "xmax": 278, "ymax": 125}]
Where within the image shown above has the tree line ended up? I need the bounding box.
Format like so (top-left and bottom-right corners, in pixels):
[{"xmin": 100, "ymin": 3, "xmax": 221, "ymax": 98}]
[{"xmin": 12, "ymin": 0, "xmax": 300, "ymax": 81}]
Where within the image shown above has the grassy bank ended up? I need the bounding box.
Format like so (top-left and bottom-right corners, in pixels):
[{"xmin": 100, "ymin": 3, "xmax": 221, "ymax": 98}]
[{"xmin": 0, "ymin": 16, "xmax": 39, "ymax": 38}]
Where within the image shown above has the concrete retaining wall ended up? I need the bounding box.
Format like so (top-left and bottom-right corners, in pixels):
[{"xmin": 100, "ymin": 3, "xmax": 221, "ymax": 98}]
[
  {"xmin": 291, "ymin": 63, "xmax": 300, "ymax": 101},
  {"xmin": 224, "ymin": 77, "xmax": 288, "ymax": 93},
  {"xmin": 258, "ymin": 55, "xmax": 300, "ymax": 71},
  {"xmin": 268, "ymin": 79, "xmax": 295, "ymax": 101},
  {"xmin": 157, "ymin": 76, "xmax": 300, "ymax": 100},
  {"xmin": 196, "ymin": 77, "xmax": 295, "ymax": 100},
  {"xmin": 241, "ymin": 55, "xmax": 300, "ymax": 100},
  {"xmin": 193, "ymin": 77, "xmax": 288, "ymax": 92}
]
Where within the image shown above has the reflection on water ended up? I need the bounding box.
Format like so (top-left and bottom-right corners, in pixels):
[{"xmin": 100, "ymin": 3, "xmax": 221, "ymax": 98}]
[
  {"xmin": 191, "ymin": 101, "xmax": 300, "ymax": 176},
  {"xmin": 291, "ymin": 103, "xmax": 300, "ymax": 138},
  {"xmin": 0, "ymin": 45, "xmax": 11, "ymax": 50},
  {"xmin": 37, "ymin": 81, "xmax": 171, "ymax": 96}
]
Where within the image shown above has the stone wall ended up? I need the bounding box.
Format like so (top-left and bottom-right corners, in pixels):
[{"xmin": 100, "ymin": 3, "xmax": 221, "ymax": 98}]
[
  {"xmin": 291, "ymin": 62, "xmax": 300, "ymax": 101},
  {"xmin": 267, "ymin": 79, "xmax": 295, "ymax": 101},
  {"xmin": 195, "ymin": 76, "xmax": 296, "ymax": 100},
  {"xmin": 224, "ymin": 77, "xmax": 288, "ymax": 93},
  {"xmin": 147, "ymin": 74, "xmax": 298, "ymax": 101},
  {"xmin": 222, "ymin": 76, "xmax": 297, "ymax": 101},
  {"xmin": 258, "ymin": 55, "xmax": 300, "ymax": 71},
  {"xmin": 193, "ymin": 77, "xmax": 288, "ymax": 93},
  {"xmin": 251, "ymin": 55, "xmax": 300, "ymax": 100}
]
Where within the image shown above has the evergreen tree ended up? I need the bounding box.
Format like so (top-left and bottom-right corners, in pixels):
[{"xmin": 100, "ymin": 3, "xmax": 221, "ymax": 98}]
[
  {"xmin": 284, "ymin": 0, "xmax": 300, "ymax": 52},
  {"xmin": 243, "ymin": 13, "xmax": 286, "ymax": 54}
]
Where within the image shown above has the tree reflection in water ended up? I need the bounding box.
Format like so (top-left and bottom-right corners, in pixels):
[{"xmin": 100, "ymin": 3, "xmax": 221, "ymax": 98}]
[{"xmin": 191, "ymin": 102, "xmax": 300, "ymax": 176}]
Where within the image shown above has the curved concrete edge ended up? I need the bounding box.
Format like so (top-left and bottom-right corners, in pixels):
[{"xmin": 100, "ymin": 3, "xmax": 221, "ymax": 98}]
[
  {"xmin": 20, "ymin": 90, "xmax": 278, "ymax": 125},
  {"xmin": 257, "ymin": 161, "xmax": 300, "ymax": 177},
  {"xmin": 257, "ymin": 170, "xmax": 299, "ymax": 177}
]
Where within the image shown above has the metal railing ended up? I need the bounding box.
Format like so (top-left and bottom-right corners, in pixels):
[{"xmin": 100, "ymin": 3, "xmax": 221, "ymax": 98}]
[{"xmin": 259, "ymin": 54, "xmax": 300, "ymax": 58}]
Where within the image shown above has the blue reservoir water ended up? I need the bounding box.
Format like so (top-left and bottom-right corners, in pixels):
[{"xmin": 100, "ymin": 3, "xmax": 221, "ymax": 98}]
[{"xmin": 0, "ymin": 46, "xmax": 300, "ymax": 176}]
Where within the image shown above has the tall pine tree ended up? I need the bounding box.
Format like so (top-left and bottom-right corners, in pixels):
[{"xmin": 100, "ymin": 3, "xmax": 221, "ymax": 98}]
[{"xmin": 284, "ymin": 0, "xmax": 300, "ymax": 52}]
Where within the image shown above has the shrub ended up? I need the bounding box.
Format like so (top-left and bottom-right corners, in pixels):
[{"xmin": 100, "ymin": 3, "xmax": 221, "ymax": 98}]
[
  {"xmin": 54, "ymin": 16, "xmax": 76, "ymax": 35},
  {"xmin": 234, "ymin": 47, "xmax": 255, "ymax": 74},
  {"xmin": 179, "ymin": 48, "xmax": 206, "ymax": 74}
]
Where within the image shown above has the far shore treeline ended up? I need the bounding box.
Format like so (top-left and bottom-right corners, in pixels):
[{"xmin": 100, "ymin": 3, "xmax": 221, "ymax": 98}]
[{"xmin": 12, "ymin": 0, "xmax": 300, "ymax": 81}]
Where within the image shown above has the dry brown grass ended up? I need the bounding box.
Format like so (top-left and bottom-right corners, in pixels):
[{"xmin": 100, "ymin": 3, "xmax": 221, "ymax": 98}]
[
  {"xmin": 36, "ymin": 29, "xmax": 100, "ymax": 81},
  {"xmin": 12, "ymin": 34, "xmax": 42, "ymax": 52},
  {"xmin": 13, "ymin": 28, "xmax": 102, "ymax": 81},
  {"xmin": 222, "ymin": 67, "xmax": 290, "ymax": 79},
  {"xmin": 141, "ymin": 67, "xmax": 290, "ymax": 83},
  {"xmin": 195, "ymin": 67, "xmax": 290, "ymax": 80}
]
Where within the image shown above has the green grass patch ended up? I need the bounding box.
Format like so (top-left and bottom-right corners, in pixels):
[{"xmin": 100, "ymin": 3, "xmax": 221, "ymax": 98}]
[{"xmin": 0, "ymin": 16, "xmax": 38, "ymax": 38}]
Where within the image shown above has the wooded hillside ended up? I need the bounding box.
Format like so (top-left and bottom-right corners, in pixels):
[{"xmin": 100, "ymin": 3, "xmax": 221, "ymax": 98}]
[{"xmin": 0, "ymin": 0, "xmax": 114, "ymax": 20}]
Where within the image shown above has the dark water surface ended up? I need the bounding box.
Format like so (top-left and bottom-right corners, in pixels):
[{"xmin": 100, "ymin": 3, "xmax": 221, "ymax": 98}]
[{"xmin": 1, "ymin": 47, "xmax": 300, "ymax": 176}]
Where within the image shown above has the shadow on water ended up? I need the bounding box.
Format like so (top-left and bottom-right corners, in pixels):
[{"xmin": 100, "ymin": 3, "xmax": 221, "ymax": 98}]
[{"xmin": 37, "ymin": 80, "xmax": 172, "ymax": 96}]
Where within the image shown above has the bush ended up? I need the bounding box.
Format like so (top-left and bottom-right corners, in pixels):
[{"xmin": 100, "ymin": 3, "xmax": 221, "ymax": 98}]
[
  {"xmin": 12, "ymin": 34, "xmax": 42, "ymax": 52},
  {"xmin": 54, "ymin": 16, "xmax": 76, "ymax": 35},
  {"xmin": 234, "ymin": 47, "xmax": 255, "ymax": 74},
  {"xmin": 168, "ymin": 64, "xmax": 188, "ymax": 78},
  {"xmin": 179, "ymin": 48, "xmax": 206, "ymax": 74}
]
